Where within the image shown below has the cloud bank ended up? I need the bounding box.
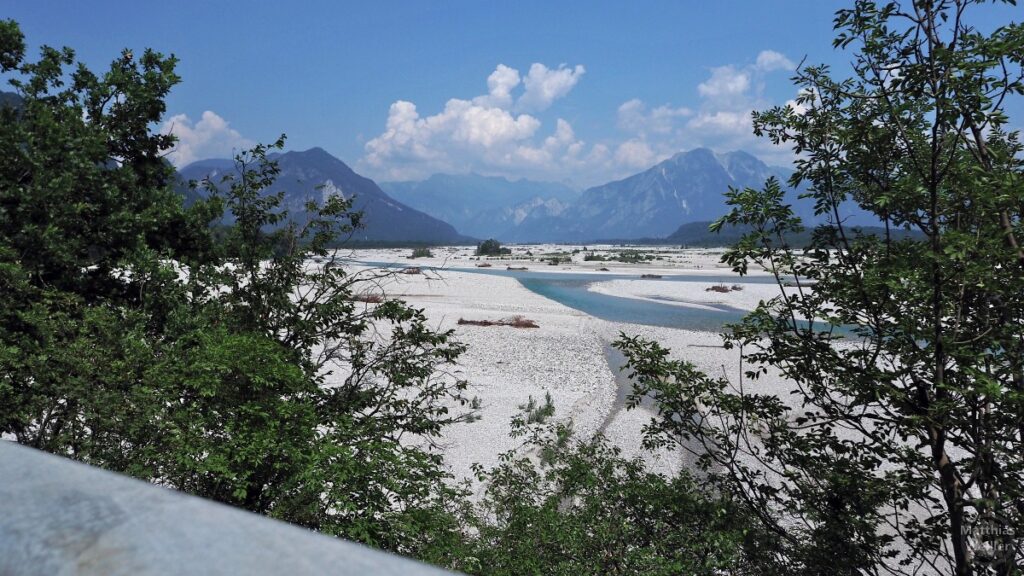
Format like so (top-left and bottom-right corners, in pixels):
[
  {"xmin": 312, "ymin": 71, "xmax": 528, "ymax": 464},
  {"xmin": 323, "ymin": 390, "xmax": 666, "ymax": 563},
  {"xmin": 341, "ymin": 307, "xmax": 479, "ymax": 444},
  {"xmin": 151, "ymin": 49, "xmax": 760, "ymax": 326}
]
[
  {"xmin": 362, "ymin": 62, "xmax": 592, "ymax": 182},
  {"xmin": 162, "ymin": 51, "xmax": 800, "ymax": 185},
  {"xmin": 361, "ymin": 50, "xmax": 799, "ymax": 185},
  {"xmin": 160, "ymin": 111, "xmax": 252, "ymax": 167},
  {"xmin": 613, "ymin": 49, "xmax": 800, "ymax": 170}
]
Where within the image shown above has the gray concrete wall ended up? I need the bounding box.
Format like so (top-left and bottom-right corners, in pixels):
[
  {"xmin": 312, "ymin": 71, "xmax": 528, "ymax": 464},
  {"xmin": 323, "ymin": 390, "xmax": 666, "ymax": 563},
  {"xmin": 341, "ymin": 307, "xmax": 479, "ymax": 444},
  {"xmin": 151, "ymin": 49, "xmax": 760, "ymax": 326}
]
[{"xmin": 0, "ymin": 441, "xmax": 455, "ymax": 575}]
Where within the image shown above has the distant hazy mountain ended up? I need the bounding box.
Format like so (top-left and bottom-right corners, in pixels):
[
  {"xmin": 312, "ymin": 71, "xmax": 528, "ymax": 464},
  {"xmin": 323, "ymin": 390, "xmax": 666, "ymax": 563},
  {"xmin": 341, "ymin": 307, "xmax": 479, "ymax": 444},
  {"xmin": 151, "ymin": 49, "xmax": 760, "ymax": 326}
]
[
  {"xmin": 380, "ymin": 173, "xmax": 579, "ymax": 240},
  {"xmin": 176, "ymin": 148, "xmax": 472, "ymax": 244},
  {"xmin": 0, "ymin": 90, "xmax": 22, "ymax": 110},
  {"xmin": 505, "ymin": 148, "xmax": 815, "ymax": 243},
  {"xmin": 664, "ymin": 221, "xmax": 755, "ymax": 247}
]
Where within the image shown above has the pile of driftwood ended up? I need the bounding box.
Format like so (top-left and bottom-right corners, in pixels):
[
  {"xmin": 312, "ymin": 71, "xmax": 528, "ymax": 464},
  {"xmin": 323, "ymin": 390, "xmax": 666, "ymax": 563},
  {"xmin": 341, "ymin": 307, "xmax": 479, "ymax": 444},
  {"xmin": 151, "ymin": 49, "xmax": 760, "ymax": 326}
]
[{"xmin": 350, "ymin": 293, "xmax": 384, "ymax": 303}]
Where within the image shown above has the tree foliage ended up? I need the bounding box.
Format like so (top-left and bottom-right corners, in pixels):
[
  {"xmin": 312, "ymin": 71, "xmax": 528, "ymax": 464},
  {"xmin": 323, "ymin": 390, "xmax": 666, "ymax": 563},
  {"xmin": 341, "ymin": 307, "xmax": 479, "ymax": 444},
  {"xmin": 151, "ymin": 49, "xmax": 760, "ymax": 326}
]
[
  {"xmin": 456, "ymin": 418, "xmax": 749, "ymax": 576},
  {"xmin": 0, "ymin": 18, "xmax": 200, "ymax": 448},
  {"xmin": 476, "ymin": 238, "xmax": 510, "ymax": 256},
  {"xmin": 9, "ymin": 2, "xmax": 1024, "ymax": 573},
  {"xmin": 0, "ymin": 20, "xmax": 472, "ymax": 558},
  {"xmin": 620, "ymin": 1, "xmax": 1024, "ymax": 574}
]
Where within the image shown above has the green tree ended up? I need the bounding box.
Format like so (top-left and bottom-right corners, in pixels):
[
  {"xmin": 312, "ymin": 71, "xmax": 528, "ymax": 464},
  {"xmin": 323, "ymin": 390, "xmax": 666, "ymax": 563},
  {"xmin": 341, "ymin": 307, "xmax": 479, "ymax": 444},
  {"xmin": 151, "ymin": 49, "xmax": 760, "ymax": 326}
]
[
  {"xmin": 476, "ymin": 238, "xmax": 509, "ymax": 256},
  {"xmin": 0, "ymin": 20, "xmax": 473, "ymax": 559},
  {"xmin": 461, "ymin": 419, "xmax": 748, "ymax": 576},
  {"xmin": 619, "ymin": 2, "xmax": 1024, "ymax": 574},
  {"xmin": 0, "ymin": 18, "xmax": 212, "ymax": 450},
  {"xmin": 154, "ymin": 141, "xmax": 474, "ymax": 553}
]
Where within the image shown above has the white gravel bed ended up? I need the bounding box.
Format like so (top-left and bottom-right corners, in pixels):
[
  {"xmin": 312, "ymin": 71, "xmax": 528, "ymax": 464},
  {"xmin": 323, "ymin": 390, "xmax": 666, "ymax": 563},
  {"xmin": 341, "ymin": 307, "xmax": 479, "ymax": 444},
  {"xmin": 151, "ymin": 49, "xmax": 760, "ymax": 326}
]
[
  {"xmin": 588, "ymin": 278, "xmax": 805, "ymax": 312},
  {"xmin": 345, "ymin": 245, "xmax": 767, "ymax": 277},
  {"xmin": 334, "ymin": 248, "xmax": 802, "ymax": 487},
  {"xmin": 361, "ymin": 267, "xmax": 617, "ymax": 485}
]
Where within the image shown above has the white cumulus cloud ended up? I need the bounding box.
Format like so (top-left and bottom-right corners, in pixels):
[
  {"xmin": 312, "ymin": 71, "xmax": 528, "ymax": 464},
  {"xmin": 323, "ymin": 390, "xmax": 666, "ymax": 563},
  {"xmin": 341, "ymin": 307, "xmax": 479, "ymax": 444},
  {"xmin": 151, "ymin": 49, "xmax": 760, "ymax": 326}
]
[
  {"xmin": 160, "ymin": 111, "xmax": 252, "ymax": 167},
  {"xmin": 755, "ymin": 50, "xmax": 796, "ymax": 72},
  {"xmin": 361, "ymin": 50, "xmax": 800, "ymax": 185},
  {"xmin": 617, "ymin": 49, "xmax": 800, "ymax": 169},
  {"xmin": 517, "ymin": 63, "xmax": 586, "ymax": 112},
  {"xmin": 473, "ymin": 64, "xmax": 521, "ymax": 108},
  {"xmin": 361, "ymin": 62, "xmax": 589, "ymax": 181},
  {"xmin": 697, "ymin": 65, "xmax": 751, "ymax": 99},
  {"xmin": 785, "ymin": 87, "xmax": 815, "ymax": 116},
  {"xmin": 687, "ymin": 110, "xmax": 753, "ymax": 135},
  {"xmin": 685, "ymin": 51, "xmax": 798, "ymax": 164},
  {"xmin": 617, "ymin": 99, "xmax": 692, "ymax": 136},
  {"xmin": 614, "ymin": 139, "xmax": 658, "ymax": 169}
]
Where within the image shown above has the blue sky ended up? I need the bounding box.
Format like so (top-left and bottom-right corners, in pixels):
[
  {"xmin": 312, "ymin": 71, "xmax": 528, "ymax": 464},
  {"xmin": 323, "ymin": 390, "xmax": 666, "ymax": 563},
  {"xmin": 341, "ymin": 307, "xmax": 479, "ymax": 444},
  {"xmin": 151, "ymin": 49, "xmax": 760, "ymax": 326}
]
[{"xmin": 6, "ymin": 1, "xmax": 1021, "ymax": 186}]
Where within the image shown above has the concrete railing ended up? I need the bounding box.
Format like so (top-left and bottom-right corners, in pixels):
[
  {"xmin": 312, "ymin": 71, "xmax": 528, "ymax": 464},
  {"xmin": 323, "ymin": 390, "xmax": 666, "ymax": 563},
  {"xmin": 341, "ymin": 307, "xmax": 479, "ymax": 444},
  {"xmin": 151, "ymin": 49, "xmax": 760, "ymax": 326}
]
[{"xmin": 0, "ymin": 441, "xmax": 455, "ymax": 575}]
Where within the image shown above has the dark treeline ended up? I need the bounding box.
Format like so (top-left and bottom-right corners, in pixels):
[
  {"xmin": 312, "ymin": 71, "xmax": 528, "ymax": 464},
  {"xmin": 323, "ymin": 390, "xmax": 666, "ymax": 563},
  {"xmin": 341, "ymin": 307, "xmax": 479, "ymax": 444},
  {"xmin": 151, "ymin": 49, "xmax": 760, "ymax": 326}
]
[{"xmin": 590, "ymin": 221, "xmax": 925, "ymax": 249}]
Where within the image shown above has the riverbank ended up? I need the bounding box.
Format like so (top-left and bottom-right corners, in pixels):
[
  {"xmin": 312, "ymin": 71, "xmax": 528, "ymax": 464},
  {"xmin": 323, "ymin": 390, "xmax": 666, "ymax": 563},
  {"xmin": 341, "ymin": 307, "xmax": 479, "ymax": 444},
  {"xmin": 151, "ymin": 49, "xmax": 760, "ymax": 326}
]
[
  {"xmin": 588, "ymin": 277, "xmax": 803, "ymax": 312},
  {"xmin": 339, "ymin": 247, "xmax": 792, "ymax": 486},
  {"xmin": 346, "ymin": 244, "xmax": 748, "ymax": 276}
]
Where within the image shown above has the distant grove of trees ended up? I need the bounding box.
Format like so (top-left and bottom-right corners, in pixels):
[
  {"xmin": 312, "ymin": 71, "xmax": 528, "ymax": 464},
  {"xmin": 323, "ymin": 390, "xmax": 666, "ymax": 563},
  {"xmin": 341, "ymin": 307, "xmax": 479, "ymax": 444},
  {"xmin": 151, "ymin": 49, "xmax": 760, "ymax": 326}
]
[
  {"xmin": 475, "ymin": 238, "xmax": 511, "ymax": 256},
  {"xmin": 3, "ymin": 0, "xmax": 1023, "ymax": 573}
]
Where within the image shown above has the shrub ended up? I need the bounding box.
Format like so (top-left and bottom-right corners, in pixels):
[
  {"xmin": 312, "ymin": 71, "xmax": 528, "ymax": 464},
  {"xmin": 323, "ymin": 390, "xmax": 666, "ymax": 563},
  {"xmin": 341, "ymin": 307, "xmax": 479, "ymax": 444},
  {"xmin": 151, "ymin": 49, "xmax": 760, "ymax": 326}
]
[
  {"xmin": 463, "ymin": 421, "xmax": 747, "ymax": 575},
  {"xmin": 518, "ymin": 391, "xmax": 555, "ymax": 425},
  {"xmin": 350, "ymin": 292, "xmax": 384, "ymax": 303},
  {"xmin": 476, "ymin": 238, "xmax": 510, "ymax": 256}
]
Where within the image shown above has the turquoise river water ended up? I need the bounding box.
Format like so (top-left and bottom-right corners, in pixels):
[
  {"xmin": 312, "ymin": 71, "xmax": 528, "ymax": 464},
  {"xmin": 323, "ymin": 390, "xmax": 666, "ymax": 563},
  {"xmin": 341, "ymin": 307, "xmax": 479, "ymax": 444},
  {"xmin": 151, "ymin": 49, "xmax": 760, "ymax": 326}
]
[{"xmin": 359, "ymin": 261, "xmax": 780, "ymax": 332}]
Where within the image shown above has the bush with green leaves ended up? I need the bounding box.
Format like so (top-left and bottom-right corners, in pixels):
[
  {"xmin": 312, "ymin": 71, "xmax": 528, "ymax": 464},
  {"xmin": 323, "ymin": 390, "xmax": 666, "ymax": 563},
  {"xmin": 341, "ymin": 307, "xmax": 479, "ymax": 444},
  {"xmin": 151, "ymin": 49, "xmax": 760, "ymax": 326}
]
[
  {"xmin": 459, "ymin": 420, "xmax": 749, "ymax": 576},
  {"xmin": 475, "ymin": 238, "xmax": 510, "ymax": 256},
  {"xmin": 410, "ymin": 247, "xmax": 433, "ymax": 259},
  {"xmin": 0, "ymin": 19, "xmax": 207, "ymax": 452},
  {"xmin": 518, "ymin": 391, "xmax": 556, "ymax": 424}
]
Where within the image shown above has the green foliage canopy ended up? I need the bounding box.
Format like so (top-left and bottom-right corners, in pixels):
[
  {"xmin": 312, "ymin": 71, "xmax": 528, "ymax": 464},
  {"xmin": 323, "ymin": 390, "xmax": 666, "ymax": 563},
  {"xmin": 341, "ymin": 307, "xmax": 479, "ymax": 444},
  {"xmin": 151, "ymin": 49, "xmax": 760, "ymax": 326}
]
[
  {"xmin": 475, "ymin": 238, "xmax": 510, "ymax": 256},
  {"xmin": 0, "ymin": 20, "xmax": 472, "ymax": 558},
  {"xmin": 620, "ymin": 1, "xmax": 1024, "ymax": 574},
  {"xmin": 459, "ymin": 420, "xmax": 748, "ymax": 576}
]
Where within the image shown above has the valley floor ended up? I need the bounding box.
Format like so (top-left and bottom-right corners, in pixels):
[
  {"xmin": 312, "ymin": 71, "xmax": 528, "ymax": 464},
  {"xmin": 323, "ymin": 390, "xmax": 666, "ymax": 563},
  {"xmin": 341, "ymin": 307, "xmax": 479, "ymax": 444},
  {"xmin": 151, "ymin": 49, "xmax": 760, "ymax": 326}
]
[{"xmin": 341, "ymin": 245, "xmax": 796, "ymax": 486}]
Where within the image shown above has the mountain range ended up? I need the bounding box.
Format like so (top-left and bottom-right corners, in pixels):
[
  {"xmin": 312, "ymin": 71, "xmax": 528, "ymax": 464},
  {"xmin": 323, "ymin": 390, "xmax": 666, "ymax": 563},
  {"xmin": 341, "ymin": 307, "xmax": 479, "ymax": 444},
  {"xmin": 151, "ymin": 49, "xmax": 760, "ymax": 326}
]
[
  {"xmin": 504, "ymin": 148, "xmax": 821, "ymax": 243},
  {"xmin": 177, "ymin": 146, "xmax": 875, "ymax": 244},
  {"xmin": 0, "ymin": 91, "xmax": 21, "ymax": 109},
  {"xmin": 176, "ymin": 148, "xmax": 472, "ymax": 245},
  {"xmin": 5, "ymin": 87, "xmax": 873, "ymax": 245},
  {"xmin": 380, "ymin": 173, "xmax": 579, "ymax": 239}
]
